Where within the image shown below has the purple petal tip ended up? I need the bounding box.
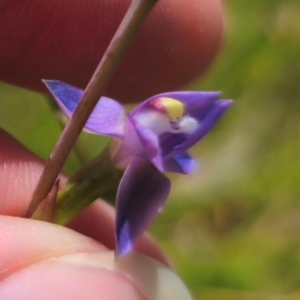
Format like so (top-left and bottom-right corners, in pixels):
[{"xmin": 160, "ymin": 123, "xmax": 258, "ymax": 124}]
[{"xmin": 116, "ymin": 222, "xmax": 133, "ymax": 257}]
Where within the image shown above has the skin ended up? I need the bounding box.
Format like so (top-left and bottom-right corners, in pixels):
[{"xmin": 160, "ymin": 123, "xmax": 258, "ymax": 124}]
[
  {"xmin": 0, "ymin": 1, "xmax": 224, "ymax": 298},
  {"xmin": 0, "ymin": 129, "xmax": 182, "ymax": 299},
  {"xmin": 0, "ymin": 0, "xmax": 224, "ymax": 103}
]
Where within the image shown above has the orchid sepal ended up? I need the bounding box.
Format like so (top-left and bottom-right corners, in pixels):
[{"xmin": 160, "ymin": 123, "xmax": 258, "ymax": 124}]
[
  {"xmin": 44, "ymin": 80, "xmax": 126, "ymax": 138},
  {"xmin": 116, "ymin": 157, "xmax": 171, "ymax": 256}
]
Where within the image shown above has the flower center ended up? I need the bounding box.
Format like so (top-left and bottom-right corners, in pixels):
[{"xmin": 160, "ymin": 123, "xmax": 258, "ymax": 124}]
[
  {"xmin": 134, "ymin": 97, "xmax": 198, "ymax": 136},
  {"xmin": 150, "ymin": 97, "xmax": 185, "ymax": 123}
]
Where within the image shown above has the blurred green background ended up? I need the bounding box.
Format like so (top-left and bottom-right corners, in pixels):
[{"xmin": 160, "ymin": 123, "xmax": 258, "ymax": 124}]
[{"xmin": 1, "ymin": 0, "xmax": 300, "ymax": 299}]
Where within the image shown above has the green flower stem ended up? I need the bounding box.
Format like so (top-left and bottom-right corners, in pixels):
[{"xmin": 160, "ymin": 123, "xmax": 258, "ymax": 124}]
[
  {"xmin": 53, "ymin": 145, "xmax": 123, "ymax": 225},
  {"xmin": 25, "ymin": 0, "xmax": 160, "ymax": 218},
  {"xmin": 32, "ymin": 180, "xmax": 59, "ymax": 222}
]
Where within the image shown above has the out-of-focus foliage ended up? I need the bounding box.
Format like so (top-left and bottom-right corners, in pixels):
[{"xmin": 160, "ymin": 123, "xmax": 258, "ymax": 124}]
[
  {"xmin": 0, "ymin": 0, "xmax": 299, "ymax": 299},
  {"xmin": 152, "ymin": 0, "xmax": 300, "ymax": 299}
]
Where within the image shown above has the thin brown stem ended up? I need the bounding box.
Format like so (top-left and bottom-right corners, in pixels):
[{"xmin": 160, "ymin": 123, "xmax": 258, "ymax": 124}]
[{"xmin": 25, "ymin": 0, "xmax": 159, "ymax": 217}]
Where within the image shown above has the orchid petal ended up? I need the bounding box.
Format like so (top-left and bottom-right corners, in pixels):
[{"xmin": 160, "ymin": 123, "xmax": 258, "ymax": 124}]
[
  {"xmin": 163, "ymin": 152, "xmax": 196, "ymax": 174},
  {"xmin": 158, "ymin": 132, "xmax": 187, "ymax": 157},
  {"xmin": 130, "ymin": 91, "xmax": 232, "ymax": 160},
  {"xmin": 177, "ymin": 100, "xmax": 233, "ymax": 154},
  {"xmin": 113, "ymin": 117, "xmax": 145, "ymax": 167},
  {"xmin": 165, "ymin": 100, "xmax": 233, "ymax": 158},
  {"xmin": 131, "ymin": 116, "xmax": 164, "ymax": 172},
  {"xmin": 116, "ymin": 157, "xmax": 171, "ymax": 256},
  {"xmin": 44, "ymin": 80, "xmax": 125, "ymax": 138},
  {"xmin": 115, "ymin": 116, "xmax": 163, "ymax": 171}
]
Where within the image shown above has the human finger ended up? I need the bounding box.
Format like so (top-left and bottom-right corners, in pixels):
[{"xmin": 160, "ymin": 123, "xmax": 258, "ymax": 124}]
[
  {"xmin": 0, "ymin": 251, "xmax": 191, "ymax": 299},
  {"xmin": 0, "ymin": 129, "xmax": 170, "ymax": 265},
  {"xmin": 0, "ymin": 0, "xmax": 224, "ymax": 103}
]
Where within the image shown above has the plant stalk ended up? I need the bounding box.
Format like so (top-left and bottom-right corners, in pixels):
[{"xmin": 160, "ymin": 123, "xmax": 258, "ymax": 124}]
[
  {"xmin": 54, "ymin": 146, "xmax": 123, "ymax": 225},
  {"xmin": 25, "ymin": 0, "xmax": 159, "ymax": 217}
]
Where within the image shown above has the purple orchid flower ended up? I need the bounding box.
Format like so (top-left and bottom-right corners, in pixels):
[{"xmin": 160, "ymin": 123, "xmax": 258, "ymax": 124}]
[{"xmin": 44, "ymin": 80, "xmax": 233, "ymax": 256}]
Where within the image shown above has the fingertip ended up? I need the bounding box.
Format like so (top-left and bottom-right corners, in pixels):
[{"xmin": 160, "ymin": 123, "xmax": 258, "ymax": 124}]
[
  {"xmin": 0, "ymin": 254, "xmax": 147, "ymax": 300},
  {"xmin": 0, "ymin": 252, "xmax": 191, "ymax": 300},
  {"xmin": 0, "ymin": 216, "xmax": 106, "ymax": 280},
  {"xmin": 69, "ymin": 200, "xmax": 173, "ymax": 268}
]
